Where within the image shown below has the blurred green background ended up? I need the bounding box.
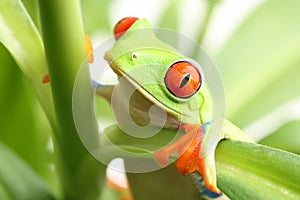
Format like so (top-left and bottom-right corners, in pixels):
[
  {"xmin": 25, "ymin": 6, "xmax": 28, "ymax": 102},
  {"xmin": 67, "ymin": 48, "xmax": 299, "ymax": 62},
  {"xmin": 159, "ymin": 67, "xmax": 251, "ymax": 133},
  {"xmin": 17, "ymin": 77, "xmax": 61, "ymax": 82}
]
[{"xmin": 1, "ymin": 0, "xmax": 300, "ymax": 199}]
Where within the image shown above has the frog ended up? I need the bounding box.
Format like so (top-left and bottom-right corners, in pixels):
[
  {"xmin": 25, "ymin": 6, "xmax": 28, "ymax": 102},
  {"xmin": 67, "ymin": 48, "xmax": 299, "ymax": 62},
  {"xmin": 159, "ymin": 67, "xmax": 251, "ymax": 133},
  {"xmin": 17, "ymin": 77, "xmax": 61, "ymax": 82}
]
[{"xmin": 93, "ymin": 17, "xmax": 254, "ymax": 194}]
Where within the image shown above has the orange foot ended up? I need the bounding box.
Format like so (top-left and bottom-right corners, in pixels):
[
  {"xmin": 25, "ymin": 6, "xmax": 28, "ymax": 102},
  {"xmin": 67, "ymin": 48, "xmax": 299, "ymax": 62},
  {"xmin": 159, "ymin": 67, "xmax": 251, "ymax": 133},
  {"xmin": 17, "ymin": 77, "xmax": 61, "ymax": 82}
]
[
  {"xmin": 154, "ymin": 123, "xmax": 221, "ymax": 194},
  {"xmin": 42, "ymin": 74, "xmax": 50, "ymax": 84},
  {"xmin": 84, "ymin": 34, "xmax": 94, "ymax": 63}
]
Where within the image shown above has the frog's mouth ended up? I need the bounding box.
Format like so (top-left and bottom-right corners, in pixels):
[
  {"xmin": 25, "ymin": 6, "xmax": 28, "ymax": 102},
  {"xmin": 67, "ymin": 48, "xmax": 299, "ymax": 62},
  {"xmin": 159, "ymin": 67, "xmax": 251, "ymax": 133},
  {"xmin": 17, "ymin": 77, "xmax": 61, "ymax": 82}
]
[{"xmin": 106, "ymin": 58, "xmax": 185, "ymax": 118}]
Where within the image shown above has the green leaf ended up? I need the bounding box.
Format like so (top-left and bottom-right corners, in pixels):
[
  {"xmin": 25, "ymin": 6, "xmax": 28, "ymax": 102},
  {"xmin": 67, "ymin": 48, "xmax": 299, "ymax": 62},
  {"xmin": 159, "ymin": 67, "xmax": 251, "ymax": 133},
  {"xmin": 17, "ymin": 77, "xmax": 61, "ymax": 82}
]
[
  {"xmin": 0, "ymin": 0, "xmax": 45, "ymax": 88},
  {"xmin": 0, "ymin": 184, "xmax": 11, "ymax": 200},
  {"xmin": 101, "ymin": 125, "xmax": 300, "ymax": 199},
  {"xmin": 260, "ymin": 120, "xmax": 300, "ymax": 155},
  {"xmin": 21, "ymin": 0, "xmax": 40, "ymax": 29},
  {"xmin": 0, "ymin": 0, "xmax": 55, "ymax": 125},
  {"xmin": 0, "ymin": 42, "xmax": 55, "ymax": 185},
  {"xmin": 215, "ymin": 0, "xmax": 300, "ymax": 127},
  {"xmin": 0, "ymin": 142, "xmax": 55, "ymax": 200}
]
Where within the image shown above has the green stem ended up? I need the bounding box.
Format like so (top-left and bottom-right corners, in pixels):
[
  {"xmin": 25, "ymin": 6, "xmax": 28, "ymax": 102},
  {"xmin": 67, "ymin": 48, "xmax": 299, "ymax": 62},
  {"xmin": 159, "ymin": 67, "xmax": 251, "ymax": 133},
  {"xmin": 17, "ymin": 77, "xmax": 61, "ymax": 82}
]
[
  {"xmin": 38, "ymin": 1, "xmax": 105, "ymax": 199},
  {"xmin": 216, "ymin": 140, "xmax": 300, "ymax": 200}
]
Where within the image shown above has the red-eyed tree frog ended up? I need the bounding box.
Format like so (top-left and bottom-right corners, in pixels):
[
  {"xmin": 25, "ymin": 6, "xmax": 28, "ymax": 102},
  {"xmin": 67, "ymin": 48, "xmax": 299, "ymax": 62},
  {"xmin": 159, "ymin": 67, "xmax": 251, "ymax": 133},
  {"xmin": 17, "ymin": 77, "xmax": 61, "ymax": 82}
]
[{"xmin": 94, "ymin": 17, "xmax": 254, "ymax": 195}]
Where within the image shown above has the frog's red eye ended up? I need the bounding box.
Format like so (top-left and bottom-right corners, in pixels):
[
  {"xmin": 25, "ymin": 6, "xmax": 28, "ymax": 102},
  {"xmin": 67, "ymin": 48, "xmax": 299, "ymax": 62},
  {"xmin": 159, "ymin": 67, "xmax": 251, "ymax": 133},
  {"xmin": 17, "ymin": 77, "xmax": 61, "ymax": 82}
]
[
  {"xmin": 165, "ymin": 61, "xmax": 202, "ymax": 99},
  {"xmin": 114, "ymin": 17, "xmax": 138, "ymax": 40}
]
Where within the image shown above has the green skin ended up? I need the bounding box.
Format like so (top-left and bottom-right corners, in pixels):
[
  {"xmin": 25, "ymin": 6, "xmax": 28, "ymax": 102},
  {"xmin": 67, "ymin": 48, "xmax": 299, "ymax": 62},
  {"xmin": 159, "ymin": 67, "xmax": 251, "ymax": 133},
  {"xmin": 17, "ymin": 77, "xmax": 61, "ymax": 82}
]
[{"xmin": 101, "ymin": 18, "xmax": 253, "ymax": 193}]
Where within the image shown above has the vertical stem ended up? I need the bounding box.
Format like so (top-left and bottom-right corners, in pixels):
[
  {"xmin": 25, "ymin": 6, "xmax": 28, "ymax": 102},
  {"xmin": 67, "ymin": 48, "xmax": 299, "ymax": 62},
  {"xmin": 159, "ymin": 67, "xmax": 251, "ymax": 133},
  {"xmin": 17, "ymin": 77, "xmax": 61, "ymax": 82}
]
[{"xmin": 38, "ymin": 1, "xmax": 105, "ymax": 199}]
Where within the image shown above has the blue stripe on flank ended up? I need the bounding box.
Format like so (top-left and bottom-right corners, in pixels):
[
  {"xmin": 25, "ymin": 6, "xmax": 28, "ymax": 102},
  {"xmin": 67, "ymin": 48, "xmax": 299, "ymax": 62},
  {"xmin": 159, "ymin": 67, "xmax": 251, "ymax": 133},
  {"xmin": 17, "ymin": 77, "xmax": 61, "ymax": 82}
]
[{"xmin": 202, "ymin": 121, "xmax": 211, "ymax": 133}]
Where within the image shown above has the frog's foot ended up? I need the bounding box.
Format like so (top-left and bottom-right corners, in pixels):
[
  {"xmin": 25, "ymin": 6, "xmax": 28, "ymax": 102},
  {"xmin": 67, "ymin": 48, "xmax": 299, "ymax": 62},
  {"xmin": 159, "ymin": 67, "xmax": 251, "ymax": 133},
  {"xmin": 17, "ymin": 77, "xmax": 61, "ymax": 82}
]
[
  {"xmin": 154, "ymin": 124, "xmax": 221, "ymax": 194},
  {"xmin": 42, "ymin": 34, "xmax": 93, "ymax": 84},
  {"xmin": 84, "ymin": 34, "xmax": 94, "ymax": 63},
  {"xmin": 42, "ymin": 74, "xmax": 50, "ymax": 84}
]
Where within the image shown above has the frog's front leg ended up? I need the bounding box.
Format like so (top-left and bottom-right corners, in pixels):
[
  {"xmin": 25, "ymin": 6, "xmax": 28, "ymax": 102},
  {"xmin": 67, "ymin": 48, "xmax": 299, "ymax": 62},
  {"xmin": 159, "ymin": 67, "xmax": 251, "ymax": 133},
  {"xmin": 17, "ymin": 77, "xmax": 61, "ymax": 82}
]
[{"xmin": 154, "ymin": 120, "xmax": 253, "ymax": 194}]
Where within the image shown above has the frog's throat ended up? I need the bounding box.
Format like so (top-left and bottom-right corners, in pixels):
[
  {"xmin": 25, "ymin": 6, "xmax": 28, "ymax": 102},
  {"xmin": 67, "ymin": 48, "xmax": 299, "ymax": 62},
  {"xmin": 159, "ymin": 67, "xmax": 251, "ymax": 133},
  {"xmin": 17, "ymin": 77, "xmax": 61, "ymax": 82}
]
[{"xmin": 108, "ymin": 61, "xmax": 187, "ymax": 118}]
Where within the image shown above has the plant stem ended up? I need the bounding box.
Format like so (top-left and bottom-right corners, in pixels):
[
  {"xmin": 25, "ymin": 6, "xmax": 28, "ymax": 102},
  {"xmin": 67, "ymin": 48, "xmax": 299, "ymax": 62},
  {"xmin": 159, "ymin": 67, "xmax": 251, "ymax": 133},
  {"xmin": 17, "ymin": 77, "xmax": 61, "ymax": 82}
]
[
  {"xmin": 216, "ymin": 140, "xmax": 300, "ymax": 199},
  {"xmin": 38, "ymin": 1, "xmax": 105, "ymax": 199}
]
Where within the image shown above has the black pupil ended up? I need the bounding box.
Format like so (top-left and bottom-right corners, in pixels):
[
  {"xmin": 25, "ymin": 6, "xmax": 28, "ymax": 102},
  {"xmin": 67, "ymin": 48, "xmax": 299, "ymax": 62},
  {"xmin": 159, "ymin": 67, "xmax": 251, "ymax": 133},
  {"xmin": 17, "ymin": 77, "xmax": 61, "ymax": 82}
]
[{"xmin": 179, "ymin": 73, "xmax": 190, "ymax": 88}]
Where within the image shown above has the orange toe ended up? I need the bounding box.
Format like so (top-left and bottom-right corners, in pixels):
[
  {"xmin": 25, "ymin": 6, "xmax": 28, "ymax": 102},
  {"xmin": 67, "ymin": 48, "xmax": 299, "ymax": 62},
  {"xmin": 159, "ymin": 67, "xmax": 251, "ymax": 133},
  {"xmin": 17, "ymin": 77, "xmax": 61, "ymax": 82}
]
[
  {"xmin": 154, "ymin": 124, "xmax": 222, "ymax": 194},
  {"xmin": 175, "ymin": 138, "xmax": 202, "ymax": 175},
  {"xmin": 154, "ymin": 124, "xmax": 203, "ymax": 173},
  {"xmin": 84, "ymin": 34, "xmax": 94, "ymax": 63},
  {"xmin": 175, "ymin": 125, "xmax": 204, "ymax": 175},
  {"xmin": 42, "ymin": 74, "xmax": 50, "ymax": 84}
]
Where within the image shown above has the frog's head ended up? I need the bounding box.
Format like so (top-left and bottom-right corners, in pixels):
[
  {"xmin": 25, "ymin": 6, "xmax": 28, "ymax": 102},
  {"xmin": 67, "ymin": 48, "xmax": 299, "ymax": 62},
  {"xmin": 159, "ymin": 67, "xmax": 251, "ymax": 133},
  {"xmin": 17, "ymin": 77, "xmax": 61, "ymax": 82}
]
[{"xmin": 104, "ymin": 17, "xmax": 211, "ymax": 123}]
